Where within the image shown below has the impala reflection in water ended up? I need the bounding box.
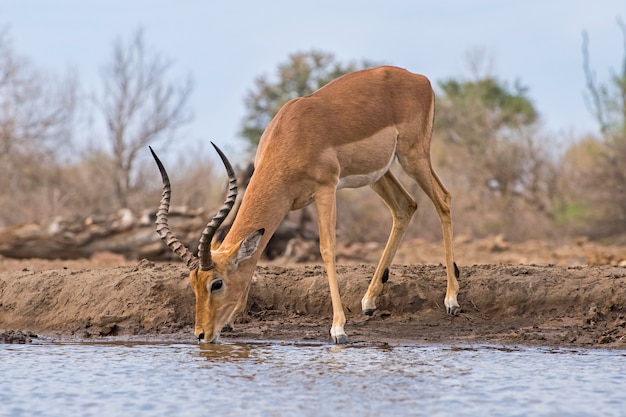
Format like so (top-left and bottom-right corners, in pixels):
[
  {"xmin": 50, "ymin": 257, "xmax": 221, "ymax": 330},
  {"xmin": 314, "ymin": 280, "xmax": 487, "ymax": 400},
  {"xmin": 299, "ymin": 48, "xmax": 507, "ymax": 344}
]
[{"xmin": 1, "ymin": 341, "xmax": 624, "ymax": 417}]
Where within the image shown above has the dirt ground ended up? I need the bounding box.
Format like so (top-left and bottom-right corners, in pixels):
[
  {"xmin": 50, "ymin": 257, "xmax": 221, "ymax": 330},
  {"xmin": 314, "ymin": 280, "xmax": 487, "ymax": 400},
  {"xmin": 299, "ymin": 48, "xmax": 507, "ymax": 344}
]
[{"xmin": 1, "ymin": 237, "xmax": 625, "ymax": 348}]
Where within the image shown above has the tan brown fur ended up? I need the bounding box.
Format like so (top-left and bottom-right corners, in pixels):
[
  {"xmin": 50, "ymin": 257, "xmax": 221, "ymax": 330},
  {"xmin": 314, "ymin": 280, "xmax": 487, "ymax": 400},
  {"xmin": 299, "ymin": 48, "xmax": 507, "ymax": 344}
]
[{"xmin": 156, "ymin": 66, "xmax": 459, "ymax": 343}]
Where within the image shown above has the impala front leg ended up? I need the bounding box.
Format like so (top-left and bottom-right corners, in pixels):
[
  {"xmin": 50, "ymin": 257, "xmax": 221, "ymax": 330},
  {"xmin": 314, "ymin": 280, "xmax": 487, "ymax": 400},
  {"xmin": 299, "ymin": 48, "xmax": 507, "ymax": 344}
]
[{"xmin": 315, "ymin": 187, "xmax": 348, "ymax": 344}]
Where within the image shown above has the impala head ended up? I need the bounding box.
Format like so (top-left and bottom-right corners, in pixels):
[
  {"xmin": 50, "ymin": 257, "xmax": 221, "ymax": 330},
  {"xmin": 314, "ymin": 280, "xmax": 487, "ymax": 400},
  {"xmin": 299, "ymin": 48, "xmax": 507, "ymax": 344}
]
[{"xmin": 150, "ymin": 143, "xmax": 264, "ymax": 343}]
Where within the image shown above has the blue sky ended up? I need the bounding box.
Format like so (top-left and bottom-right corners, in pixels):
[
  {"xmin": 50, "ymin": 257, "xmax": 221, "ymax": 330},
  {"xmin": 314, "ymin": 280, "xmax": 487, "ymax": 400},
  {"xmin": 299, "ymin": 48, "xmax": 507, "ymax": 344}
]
[{"xmin": 1, "ymin": 0, "xmax": 624, "ymax": 162}]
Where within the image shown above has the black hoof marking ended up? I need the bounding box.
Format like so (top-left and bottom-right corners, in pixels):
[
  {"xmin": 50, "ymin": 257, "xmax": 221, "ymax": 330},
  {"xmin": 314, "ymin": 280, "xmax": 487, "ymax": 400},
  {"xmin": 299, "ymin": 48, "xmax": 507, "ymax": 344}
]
[
  {"xmin": 334, "ymin": 334, "xmax": 349, "ymax": 344},
  {"xmin": 363, "ymin": 309, "xmax": 376, "ymax": 317},
  {"xmin": 454, "ymin": 262, "xmax": 460, "ymax": 279}
]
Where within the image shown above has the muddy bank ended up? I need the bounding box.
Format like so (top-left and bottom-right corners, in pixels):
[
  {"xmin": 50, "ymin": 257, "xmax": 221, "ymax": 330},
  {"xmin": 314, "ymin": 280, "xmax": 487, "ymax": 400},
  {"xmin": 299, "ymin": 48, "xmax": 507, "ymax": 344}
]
[{"xmin": 1, "ymin": 260, "xmax": 625, "ymax": 348}]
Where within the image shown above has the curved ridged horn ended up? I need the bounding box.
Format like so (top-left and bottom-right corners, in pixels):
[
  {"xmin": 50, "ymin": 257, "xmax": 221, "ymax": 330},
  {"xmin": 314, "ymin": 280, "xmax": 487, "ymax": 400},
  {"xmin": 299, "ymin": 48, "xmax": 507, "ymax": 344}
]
[
  {"xmin": 198, "ymin": 142, "xmax": 238, "ymax": 271},
  {"xmin": 149, "ymin": 146, "xmax": 199, "ymax": 270}
]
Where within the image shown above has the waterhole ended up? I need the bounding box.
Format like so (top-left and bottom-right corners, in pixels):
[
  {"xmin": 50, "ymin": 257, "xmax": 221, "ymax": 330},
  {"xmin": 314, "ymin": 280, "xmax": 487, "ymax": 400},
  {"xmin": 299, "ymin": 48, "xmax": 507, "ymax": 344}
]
[{"xmin": 1, "ymin": 340, "xmax": 624, "ymax": 416}]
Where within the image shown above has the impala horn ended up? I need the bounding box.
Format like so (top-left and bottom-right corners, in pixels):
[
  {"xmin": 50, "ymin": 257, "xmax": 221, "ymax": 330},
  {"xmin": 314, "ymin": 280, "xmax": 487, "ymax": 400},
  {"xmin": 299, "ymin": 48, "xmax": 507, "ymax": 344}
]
[
  {"xmin": 197, "ymin": 142, "xmax": 238, "ymax": 270},
  {"xmin": 149, "ymin": 142, "xmax": 238, "ymax": 271}
]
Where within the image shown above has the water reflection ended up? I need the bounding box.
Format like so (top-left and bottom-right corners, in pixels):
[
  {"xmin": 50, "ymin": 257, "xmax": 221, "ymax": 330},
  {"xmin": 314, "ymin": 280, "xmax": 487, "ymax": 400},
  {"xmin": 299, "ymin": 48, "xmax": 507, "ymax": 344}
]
[{"xmin": 196, "ymin": 341, "xmax": 252, "ymax": 361}]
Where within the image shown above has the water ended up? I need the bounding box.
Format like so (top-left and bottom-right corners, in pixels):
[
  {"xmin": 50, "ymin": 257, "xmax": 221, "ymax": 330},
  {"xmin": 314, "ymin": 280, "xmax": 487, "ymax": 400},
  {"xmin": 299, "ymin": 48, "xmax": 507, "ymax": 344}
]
[{"xmin": 1, "ymin": 340, "xmax": 624, "ymax": 417}]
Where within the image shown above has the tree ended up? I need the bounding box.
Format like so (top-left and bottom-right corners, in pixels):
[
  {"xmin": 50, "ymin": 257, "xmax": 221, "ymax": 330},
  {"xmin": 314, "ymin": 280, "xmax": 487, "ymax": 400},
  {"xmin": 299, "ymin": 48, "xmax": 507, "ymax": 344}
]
[
  {"xmin": 574, "ymin": 18, "xmax": 626, "ymax": 237},
  {"xmin": 436, "ymin": 77, "xmax": 549, "ymax": 195},
  {"xmin": 434, "ymin": 72, "xmax": 558, "ymax": 239},
  {"xmin": 95, "ymin": 29, "xmax": 193, "ymax": 209},
  {"xmin": 0, "ymin": 30, "xmax": 76, "ymax": 157},
  {"xmin": 0, "ymin": 28, "xmax": 77, "ymax": 226},
  {"xmin": 239, "ymin": 50, "xmax": 375, "ymax": 151},
  {"xmin": 583, "ymin": 18, "xmax": 626, "ymax": 138}
]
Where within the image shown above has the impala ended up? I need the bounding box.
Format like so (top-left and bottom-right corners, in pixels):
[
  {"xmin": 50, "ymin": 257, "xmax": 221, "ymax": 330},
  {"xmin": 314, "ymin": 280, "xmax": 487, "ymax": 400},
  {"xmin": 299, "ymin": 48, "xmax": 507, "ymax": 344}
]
[{"xmin": 150, "ymin": 65, "xmax": 460, "ymax": 344}]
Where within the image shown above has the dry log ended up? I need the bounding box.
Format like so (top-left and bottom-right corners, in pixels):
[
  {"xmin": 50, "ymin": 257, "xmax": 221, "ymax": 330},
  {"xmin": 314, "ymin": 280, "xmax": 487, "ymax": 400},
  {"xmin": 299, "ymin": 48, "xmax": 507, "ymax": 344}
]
[
  {"xmin": 0, "ymin": 207, "xmax": 312, "ymax": 261},
  {"xmin": 0, "ymin": 208, "xmax": 203, "ymax": 260}
]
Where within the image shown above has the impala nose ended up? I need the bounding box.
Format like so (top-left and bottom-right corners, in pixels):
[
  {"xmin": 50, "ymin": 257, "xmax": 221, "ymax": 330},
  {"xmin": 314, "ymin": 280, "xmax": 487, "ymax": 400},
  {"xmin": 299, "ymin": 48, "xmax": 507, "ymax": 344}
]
[{"xmin": 197, "ymin": 332, "xmax": 205, "ymax": 342}]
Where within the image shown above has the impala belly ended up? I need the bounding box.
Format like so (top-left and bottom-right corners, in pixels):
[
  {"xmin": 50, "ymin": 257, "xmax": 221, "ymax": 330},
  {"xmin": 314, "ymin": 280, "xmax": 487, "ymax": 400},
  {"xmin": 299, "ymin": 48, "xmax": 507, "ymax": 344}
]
[
  {"xmin": 337, "ymin": 154, "xmax": 394, "ymax": 189},
  {"xmin": 336, "ymin": 128, "xmax": 397, "ymax": 190}
]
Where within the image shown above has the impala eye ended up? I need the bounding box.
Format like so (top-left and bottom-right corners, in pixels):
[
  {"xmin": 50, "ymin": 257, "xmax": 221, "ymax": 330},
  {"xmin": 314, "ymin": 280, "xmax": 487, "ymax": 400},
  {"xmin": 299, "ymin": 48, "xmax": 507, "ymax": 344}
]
[{"xmin": 210, "ymin": 279, "xmax": 223, "ymax": 293}]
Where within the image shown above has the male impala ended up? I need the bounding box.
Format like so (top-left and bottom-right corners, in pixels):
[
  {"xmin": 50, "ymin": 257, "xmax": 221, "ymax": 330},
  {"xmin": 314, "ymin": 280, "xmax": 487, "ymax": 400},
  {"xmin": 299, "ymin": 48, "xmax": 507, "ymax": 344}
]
[{"xmin": 151, "ymin": 66, "xmax": 460, "ymax": 344}]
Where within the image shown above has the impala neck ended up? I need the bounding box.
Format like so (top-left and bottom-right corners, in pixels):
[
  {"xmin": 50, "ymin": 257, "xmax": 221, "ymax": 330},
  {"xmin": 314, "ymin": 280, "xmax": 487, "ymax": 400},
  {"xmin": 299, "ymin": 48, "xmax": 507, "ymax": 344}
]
[{"xmin": 221, "ymin": 171, "xmax": 292, "ymax": 264}]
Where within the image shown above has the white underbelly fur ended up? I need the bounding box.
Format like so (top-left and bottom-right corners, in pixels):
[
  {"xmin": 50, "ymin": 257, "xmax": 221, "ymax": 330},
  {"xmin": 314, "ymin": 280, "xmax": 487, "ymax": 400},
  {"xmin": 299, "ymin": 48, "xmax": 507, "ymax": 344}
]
[{"xmin": 336, "ymin": 151, "xmax": 395, "ymax": 190}]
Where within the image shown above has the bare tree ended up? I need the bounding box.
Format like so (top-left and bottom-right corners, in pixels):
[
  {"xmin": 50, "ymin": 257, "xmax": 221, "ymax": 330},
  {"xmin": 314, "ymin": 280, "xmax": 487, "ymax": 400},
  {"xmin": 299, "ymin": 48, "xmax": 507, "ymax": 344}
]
[
  {"xmin": 0, "ymin": 29, "xmax": 76, "ymax": 157},
  {"xmin": 577, "ymin": 18, "xmax": 626, "ymax": 237},
  {"xmin": 0, "ymin": 28, "xmax": 77, "ymax": 226},
  {"xmin": 95, "ymin": 29, "xmax": 193, "ymax": 209},
  {"xmin": 583, "ymin": 18, "xmax": 626, "ymax": 138}
]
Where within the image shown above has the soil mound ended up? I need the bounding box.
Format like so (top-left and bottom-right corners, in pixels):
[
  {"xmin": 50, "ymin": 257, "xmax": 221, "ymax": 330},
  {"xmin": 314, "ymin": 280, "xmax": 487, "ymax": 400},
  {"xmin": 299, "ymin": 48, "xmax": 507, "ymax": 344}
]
[{"xmin": 1, "ymin": 260, "xmax": 625, "ymax": 348}]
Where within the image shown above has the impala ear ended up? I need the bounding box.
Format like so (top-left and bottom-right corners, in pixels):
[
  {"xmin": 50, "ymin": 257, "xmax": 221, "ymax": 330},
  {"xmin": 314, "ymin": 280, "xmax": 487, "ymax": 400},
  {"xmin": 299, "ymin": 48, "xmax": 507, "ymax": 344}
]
[{"xmin": 230, "ymin": 229, "xmax": 265, "ymax": 267}]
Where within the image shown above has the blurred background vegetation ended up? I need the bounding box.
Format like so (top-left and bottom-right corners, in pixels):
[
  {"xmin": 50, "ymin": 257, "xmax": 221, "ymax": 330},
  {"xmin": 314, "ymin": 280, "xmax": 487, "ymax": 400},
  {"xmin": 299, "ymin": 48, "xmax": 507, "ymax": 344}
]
[{"xmin": 1, "ymin": 20, "xmax": 625, "ymax": 245}]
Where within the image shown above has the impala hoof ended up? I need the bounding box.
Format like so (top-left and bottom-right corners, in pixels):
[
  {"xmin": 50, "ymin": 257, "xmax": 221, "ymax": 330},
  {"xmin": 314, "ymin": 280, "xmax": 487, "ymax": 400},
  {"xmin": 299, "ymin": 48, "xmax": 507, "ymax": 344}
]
[
  {"xmin": 363, "ymin": 308, "xmax": 376, "ymax": 317},
  {"xmin": 330, "ymin": 326, "xmax": 348, "ymax": 344},
  {"xmin": 447, "ymin": 305, "xmax": 461, "ymax": 315}
]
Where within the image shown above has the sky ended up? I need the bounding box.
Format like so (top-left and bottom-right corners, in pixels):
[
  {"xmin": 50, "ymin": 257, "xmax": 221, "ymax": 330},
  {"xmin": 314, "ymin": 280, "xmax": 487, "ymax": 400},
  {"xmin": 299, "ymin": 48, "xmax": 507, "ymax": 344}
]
[{"xmin": 1, "ymin": 0, "xmax": 624, "ymax": 164}]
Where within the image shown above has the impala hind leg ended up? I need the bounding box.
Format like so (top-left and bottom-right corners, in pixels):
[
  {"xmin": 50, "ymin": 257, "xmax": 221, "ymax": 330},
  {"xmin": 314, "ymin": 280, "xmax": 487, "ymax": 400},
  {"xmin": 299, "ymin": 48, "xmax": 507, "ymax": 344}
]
[
  {"xmin": 361, "ymin": 172, "xmax": 417, "ymax": 315},
  {"xmin": 315, "ymin": 186, "xmax": 348, "ymax": 344},
  {"xmin": 400, "ymin": 155, "xmax": 460, "ymax": 314}
]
